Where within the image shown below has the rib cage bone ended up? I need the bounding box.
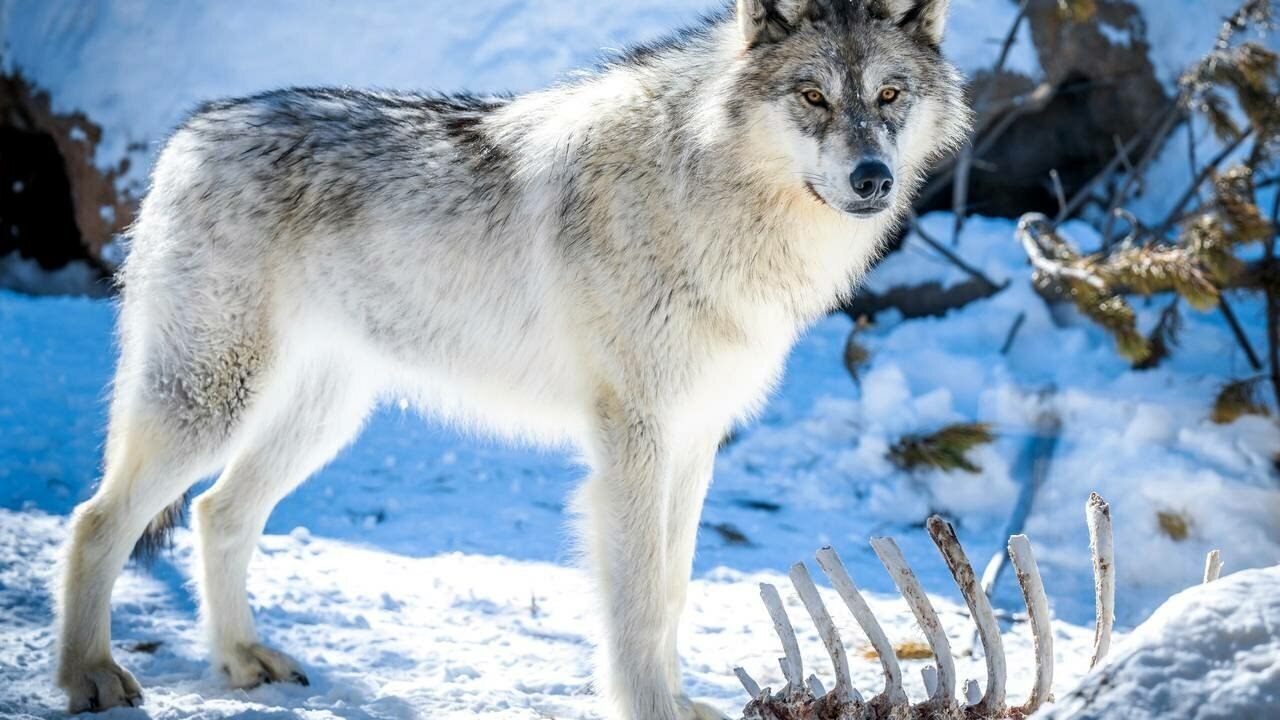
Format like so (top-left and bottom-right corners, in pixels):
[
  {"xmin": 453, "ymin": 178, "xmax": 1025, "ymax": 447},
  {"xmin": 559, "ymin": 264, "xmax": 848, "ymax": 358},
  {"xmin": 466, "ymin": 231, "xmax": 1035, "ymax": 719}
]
[{"xmin": 732, "ymin": 493, "xmax": 1145, "ymax": 720}]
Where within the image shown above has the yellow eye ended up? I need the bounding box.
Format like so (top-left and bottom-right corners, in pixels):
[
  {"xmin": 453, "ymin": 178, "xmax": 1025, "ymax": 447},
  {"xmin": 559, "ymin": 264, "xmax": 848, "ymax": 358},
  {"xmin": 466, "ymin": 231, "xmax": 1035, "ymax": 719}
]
[
  {"xmin": 879, "ymin": 87, "xmax": 901, "ymax": 104},
  {"xmin": 801, "ymin": 89, "xmax": 827, "ymax": 107}
]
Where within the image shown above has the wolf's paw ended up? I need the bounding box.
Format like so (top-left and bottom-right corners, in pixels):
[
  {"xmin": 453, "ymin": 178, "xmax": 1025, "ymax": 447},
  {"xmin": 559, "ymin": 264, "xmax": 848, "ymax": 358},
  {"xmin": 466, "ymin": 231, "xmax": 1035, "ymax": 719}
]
[
  {"xmin": 220, "ymin": 643, "xmax": 309, "ymax": 689},
  {"xmin": 677, "ymin": 695, "xmax": 728, "ymax": 720},
  {"xmin": 60, "ymin": 659, "xmax": 144, "ymax": 713}
]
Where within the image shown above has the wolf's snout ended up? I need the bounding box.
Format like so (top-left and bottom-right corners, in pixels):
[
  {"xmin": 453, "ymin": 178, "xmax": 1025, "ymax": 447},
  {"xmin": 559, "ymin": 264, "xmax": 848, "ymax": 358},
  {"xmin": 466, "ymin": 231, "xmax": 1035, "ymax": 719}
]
[{"xmin": 849, "ymin": 162, "xmax": 894, "ymax": 201}]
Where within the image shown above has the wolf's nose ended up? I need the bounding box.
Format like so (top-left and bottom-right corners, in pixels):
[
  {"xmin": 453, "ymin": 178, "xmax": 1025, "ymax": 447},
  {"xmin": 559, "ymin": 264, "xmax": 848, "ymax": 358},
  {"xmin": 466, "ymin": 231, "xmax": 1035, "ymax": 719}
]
[{"xmin": 849, "ymin": 162, "xmax": 894, "ymax": 201}]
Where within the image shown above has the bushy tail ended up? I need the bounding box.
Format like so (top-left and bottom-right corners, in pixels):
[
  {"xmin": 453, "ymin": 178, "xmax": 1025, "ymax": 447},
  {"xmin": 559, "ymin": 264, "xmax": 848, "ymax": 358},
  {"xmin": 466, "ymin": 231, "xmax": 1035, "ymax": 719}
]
[{"xmin": 129, "ymin": 492, "xmax": 189, "ymax": 564}]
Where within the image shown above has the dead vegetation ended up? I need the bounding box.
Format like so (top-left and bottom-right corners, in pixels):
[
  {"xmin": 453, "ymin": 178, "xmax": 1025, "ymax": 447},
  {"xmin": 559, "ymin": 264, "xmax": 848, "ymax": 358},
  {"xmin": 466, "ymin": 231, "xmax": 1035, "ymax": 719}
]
[{"xmin": 888, "ymin": 423, "xmax": 997, "ymax": 475}]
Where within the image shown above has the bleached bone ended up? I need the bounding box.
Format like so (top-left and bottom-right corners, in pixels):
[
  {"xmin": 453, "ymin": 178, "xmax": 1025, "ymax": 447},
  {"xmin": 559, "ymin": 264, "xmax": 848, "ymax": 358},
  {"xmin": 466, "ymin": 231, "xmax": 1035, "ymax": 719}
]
[
  {"xmin": 871, "ymin": 535, "xmax": 956, "ymax": 707},
  {"xmin": 734, "ymin": 667, "xmax": 761, "ymax": 698},
  {"xmin": 927, "ymin": 516, "xmax": 1006, "ymax": 716},
  {"xmin": 759, "ymin": 583, "xmax": 804, "ymax": 693},
  {"xmin": 807, "ymin": 674, "xmax": 826, "ymax": 698},
  {"xmin": 1203, "ymin": 549, "xmax": 1223, "ymax": 583},
  {"xmin": 789, "ymin": 562, "xmax": 857, "ymax": 703},
  {"xmin": 736, "ymin": 493, "xmax": 1122, "ymax": 719},
  {"xmin": 922, "ymin": 665, "xmax": 938, "ymax": 696},
  {"xmin": 1086, "ymin": 492, "xmax": 1114, "ymax": 669},
  {"xmin": 1008, "ymin": 534, "xmax": 1052, "ymax": 714},
  {"xmin": 814, "ymin": 546, "xmax": 909, "ymax": 708}
]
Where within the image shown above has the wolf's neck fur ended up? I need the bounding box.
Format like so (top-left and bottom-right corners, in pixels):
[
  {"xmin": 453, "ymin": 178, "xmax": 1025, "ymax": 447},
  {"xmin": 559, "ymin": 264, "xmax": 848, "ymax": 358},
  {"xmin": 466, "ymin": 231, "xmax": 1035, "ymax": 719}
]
[{"xmin": 492, "ymin": 17, "xmax": 897, "ymax": 325}]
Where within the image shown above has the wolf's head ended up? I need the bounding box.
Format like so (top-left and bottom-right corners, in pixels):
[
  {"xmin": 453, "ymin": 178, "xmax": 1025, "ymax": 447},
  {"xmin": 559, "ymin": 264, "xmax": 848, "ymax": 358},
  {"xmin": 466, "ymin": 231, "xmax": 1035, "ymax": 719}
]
[{"xmin": 729, "ymin": 0, "xmax": 970, "ymax": 217}]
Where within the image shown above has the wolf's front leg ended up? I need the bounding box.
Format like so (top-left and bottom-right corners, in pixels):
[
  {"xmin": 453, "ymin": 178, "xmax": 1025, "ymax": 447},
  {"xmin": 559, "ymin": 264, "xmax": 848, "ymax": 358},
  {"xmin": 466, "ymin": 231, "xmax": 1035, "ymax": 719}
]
[
  {"xmin": 581, "ymin": 398, "xmax": 684, "ymax": 720},
  {"xmin": 665, "ymin": 438, "xmax": 726, "ymax": 720}
]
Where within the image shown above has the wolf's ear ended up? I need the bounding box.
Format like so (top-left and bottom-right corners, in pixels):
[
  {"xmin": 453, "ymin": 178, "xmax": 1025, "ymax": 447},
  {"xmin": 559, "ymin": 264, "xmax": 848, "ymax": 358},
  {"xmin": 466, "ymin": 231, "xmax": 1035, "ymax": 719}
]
[
  {"xmin": 737, "ymin": 0, "xmax": 811, "ymax": 46},
  {"xmin": 890, "ymin": 0, "xmax": 950, "ymax": 48}
]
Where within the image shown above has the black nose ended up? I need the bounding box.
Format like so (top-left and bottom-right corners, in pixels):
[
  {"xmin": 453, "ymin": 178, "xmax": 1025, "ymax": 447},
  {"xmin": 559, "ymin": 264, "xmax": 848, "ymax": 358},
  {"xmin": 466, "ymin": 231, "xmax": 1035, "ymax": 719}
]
[{"xmin": 849, "ymin": 162, "xmax": 894, "ymax": 201}]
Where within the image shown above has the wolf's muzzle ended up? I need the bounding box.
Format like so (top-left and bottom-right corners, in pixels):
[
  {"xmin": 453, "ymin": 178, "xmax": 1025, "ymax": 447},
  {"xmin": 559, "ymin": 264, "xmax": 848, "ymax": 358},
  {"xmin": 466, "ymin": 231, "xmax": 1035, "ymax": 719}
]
[{"xmin": 849, "ymin": 161, "xmax": 894, "ymax": 202}]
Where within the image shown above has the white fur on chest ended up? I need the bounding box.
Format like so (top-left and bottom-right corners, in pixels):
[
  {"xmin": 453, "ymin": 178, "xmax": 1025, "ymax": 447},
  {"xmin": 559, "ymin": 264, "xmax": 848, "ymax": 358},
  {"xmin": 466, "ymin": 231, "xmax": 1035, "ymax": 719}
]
[
  {"xmin": 669, "ymin": 301, "xmax": 797, "ymax": 439},
  {"xmin": 666, "ymin": 210, "xmax": 885, "ymax": 438}
]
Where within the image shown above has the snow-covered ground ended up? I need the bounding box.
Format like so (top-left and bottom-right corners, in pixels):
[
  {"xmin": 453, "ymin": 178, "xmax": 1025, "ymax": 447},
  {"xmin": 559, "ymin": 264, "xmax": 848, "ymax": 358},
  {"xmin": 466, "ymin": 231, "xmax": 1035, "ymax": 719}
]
[
  {"xmin": 1043, "ymin": 565, "xmax": 1280, "ymax": 719},
  {"xmin": 2, "ymin": 1, "xmax": 1279, "ymax": 718},
  {"xmin": 3, "ymin": 210, "xmax": 1278, "ymax": 718}
]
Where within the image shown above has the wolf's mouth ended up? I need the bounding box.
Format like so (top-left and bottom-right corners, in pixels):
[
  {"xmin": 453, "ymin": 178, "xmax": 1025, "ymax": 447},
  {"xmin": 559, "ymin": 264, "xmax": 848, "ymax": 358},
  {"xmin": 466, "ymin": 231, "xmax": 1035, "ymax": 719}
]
[
  {"xmin": 806, "ymin": 182, "xmax": 890, "ymax": 218},
  {"xmin": 804, "ymin": 182, "xmax": 890, "ymax": 218},
  {"xmin": 844, "ymin": 202, "xmax": 890, "ymax": 218}
]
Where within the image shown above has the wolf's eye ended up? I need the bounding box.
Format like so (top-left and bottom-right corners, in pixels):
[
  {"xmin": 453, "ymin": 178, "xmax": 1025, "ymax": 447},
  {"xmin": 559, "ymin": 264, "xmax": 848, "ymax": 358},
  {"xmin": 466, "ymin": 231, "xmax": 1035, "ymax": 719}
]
[
  {"xmin": 801, "ymin": 89, "xmax": 828, "ymax": 107},
  {"xmin": 878, "ymin": 87, "xmax": 902, "ymax": 105}
]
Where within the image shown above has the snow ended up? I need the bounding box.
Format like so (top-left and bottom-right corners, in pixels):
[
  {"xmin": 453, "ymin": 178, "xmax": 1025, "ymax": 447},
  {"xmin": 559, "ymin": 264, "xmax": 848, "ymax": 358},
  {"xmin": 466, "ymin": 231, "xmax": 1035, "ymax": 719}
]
[
  {"xmin": 2, "ymin": 210, "xmax": 1277, "ymax": 717},
  {"xmin": 2, "ymin": 1, "xmax": 1279, "ymax": 717},
  {"xmin": 0, "ymin": 508, "xmax": 1094, "ymax": 720},
  {"xmin": 0, "ymin": 0, "xmax": 709, "ymax": 193},
  {"xmin": 0, "ymin": 254, "xmax": 108, "ymax": 299},
  {"xmin": 1136, "ymin": 0, "xmax": 1260, "ymax": 89},
  {"xmin": 1, "ymin": 0, "xmax": 1227, "ymax": 195},
  {"xmin": 4, "ymin": 0, "xmax": 1252, "ymax": 232},
  {"xmin": 943, "ymin": 0, "xmax": 1040, "ymax": 80},
  {"xmin": 862, "ymin": 215, "xmax": 1102, "ymax": 294},
  {"xmin": 1, "ymin": 0, "xmax": 1248, "ymax": 192},
  {"xmin": 1042, "ymin": 566, "xmax": 1280, "ymax": 719}
]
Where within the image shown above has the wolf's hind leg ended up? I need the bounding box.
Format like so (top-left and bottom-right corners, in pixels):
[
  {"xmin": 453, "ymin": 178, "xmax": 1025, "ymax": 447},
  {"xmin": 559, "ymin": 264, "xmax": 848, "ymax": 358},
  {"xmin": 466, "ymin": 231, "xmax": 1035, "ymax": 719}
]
[
  {"xmin": 57, "ymin": 410, "xmax": 229, "ymax": 713},
  {"xmin": 193, "ymin": 360, "xmax": 372, "ymax": 689}
]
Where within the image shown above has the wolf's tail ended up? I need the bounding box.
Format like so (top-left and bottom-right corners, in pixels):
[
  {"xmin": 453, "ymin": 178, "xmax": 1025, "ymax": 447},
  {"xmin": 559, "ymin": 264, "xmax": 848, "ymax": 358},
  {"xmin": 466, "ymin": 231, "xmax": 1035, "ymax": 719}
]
[{"xmin": 129, "ymin": 492, "xmax": 190, "ymax": 564}]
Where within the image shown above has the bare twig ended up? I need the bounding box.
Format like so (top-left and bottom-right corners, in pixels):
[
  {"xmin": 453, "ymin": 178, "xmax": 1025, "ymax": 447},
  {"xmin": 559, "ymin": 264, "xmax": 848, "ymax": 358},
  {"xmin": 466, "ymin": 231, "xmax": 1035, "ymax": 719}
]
[
  {"xmin": 1187, "ymin": 116, "xmax": 1201, "ymax": 203},
  {"xmin": 1267, "ymin": 190, "xmax": 1280, "ymax": 410},
  {"xmin": 1152, "ymin": 126, "xmax": 1255, "ymax": 239},
  {"xmin": 953, "ymin": 149, "xmax": 973, "ymax": 245},
  {"xmin": 1218, "ymin": 295, "xmax": 1264, "ymax": 371},
  {"xmin": 1111, "ymin": 207, "xmax": 1143, "ymax": 246},
  {"xmin": 1000, "ymin": 311, "xmax": 1028, "ymax": 355},
  {"xmin": 1103, "ymin": 108, "xmax": 1184, "ymax": 247},
  {"xmin": 990, "ymin": 1, "xmax": 1032, "ymax": 83},
  {"xmin": 1017, "ymin": 214, "xmax": 1108, "ymax": 290},
  {"xmin": 1056, "ymin": 106, "xmax": 1180, "ymax": 227},
  {"xmin": 1050, "ymin": 169, "xmax": 1068, "ymax": 221},
  {"xmin": 950, "ymin": 0, "xmax": 1032, "ymax": 245},
  {"xmin": 917, "ymin": 81, "xmax": 1059, "ymax": 210},
  {"xmin": 910, "ymin": 213, "xmax": 1007, "ymax": 292},
  {"xmin": 1114, "ymin": 135, "xmax": 1138, "ymax": 180},
  {"xmin": 842, "ymin": 277, "xmax": 1001, "ymax": 321}
]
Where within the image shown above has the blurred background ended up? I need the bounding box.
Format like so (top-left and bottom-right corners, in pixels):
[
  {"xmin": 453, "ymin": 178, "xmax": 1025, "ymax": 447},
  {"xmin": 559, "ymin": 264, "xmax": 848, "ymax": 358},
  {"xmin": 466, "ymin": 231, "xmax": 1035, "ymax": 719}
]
[{"xmin": 1, "ymin": 1, "xmax": 1278, "ymax": 718}]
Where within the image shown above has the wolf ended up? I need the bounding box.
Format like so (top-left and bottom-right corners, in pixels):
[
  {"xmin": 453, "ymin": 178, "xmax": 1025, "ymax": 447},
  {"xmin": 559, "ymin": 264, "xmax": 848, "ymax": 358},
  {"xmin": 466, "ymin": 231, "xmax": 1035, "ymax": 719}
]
[{"xmin": 55, "ymin": 0, "xmax": 968, "ymax": 717}]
